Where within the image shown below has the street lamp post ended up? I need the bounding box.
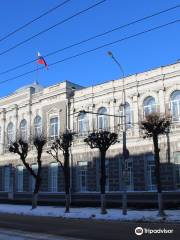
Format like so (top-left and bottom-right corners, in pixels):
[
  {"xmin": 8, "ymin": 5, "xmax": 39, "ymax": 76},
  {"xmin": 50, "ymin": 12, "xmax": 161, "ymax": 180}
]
[{"xmin": 108, "ymin": 51, "xmax": 128, "ymax": 215}]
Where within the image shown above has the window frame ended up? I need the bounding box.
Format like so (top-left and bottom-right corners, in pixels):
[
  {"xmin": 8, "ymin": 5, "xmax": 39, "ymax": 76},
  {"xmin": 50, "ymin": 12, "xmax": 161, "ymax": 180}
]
[
  {"xmin": 19, "ymin": 119, "xmax": 27, "ymax": 141},
  {"xmin": 170, "ymin": 91, "xmax": 180, "ymax": 122},
  {"xmin": 78, "ymin": 161, "xmax": 88, "ymax": 192},
  {"xmin": 97, "ymin": 107, "xmax": 109, "ymax": 130},
  {"xmin": 17, "ymin": 165, "xmax": 23, "ymax": 192},
  {"xmin": 146, "ymin": 155, "xmax": 156, "ymax": 191},
  {"xmin": 34, "ymin": 115, "xmax": 42, "ymax": 137},
  {"xmin": 119, "ymin": 102, "xmax": 132, "ymax": 129},
  {"xmin": 49, "ymin": 162, "xmax": 58, "ymax": 193},
  {"xmin": 7, "ymin": 122, "xmax": 14, "ymax": 145},
  {"xmin": 4, "ymin": 166, "xmax": 10, "ymax": 192},
  {"xmin": 78, "ymin": 112, "xmax": 88, "ymax": 135},
  {"xmin": 143, "ymin": 96, "xmax": 156, "ymax": 116},
  {"xmin": 49, "ymin": 116, "xmax": 59, "ymax": 140}
]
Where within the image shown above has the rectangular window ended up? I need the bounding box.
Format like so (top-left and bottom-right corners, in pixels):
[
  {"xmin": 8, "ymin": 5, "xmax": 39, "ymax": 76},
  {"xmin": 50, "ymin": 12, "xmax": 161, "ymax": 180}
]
[
  {"xmin": 147, "ymin": 155, "xmax": 156, "ymax": 191},
  {"xmin": 17, "ymin": 166, "xmax": 23, "ymax": 192},
  {"xmin": 78, "ymin": 161, "xmax": 88, "ymax": 192},
  {"xmin": 78, "ymin": 115, "xmax": 88, "ymax": 135},
  {"xmin": 50, "ymin": 163, "xmax": 58, "ymax": 192},
  {"xmin": 125, "ymin": 158, "xmax": 134, "ymax": 191},
  {"xmin": 174, "ymin": 152, "xmax": 180, "ymax": 189},
  {"xmin": 50, "ymin": 117, "xmax": 58, "ymax": 140},
  {"xmin": 98, "ymin": 116, "xmax": 108, "ymax": 130},
  {"xmin": 4, "ymin": 166, "xmax": 10, "ymax": 192}
]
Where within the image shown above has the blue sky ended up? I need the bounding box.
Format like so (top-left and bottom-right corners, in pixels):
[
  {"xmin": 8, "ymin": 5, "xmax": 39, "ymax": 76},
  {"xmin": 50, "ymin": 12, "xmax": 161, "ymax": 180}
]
[{"xmin": 0, "ymin": 0, "xmax": 180, "ymax": 97}]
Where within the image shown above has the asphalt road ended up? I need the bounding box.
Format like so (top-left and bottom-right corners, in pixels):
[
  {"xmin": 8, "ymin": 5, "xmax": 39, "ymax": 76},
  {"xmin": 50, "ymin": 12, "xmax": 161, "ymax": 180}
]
[
  {"xmin": 0, "ymin": 228, "xmax": 80, "ymax": 240},
  {"xmin": 0, "ymin": 213, "xmax": 180, "ymax": 240}
]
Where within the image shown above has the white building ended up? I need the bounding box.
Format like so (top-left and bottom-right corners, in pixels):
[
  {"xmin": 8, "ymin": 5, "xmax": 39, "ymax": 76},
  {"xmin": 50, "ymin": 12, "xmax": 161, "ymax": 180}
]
[{"xmin": 0, "ymin": 62, "xmax": 180, "ymax": 205}]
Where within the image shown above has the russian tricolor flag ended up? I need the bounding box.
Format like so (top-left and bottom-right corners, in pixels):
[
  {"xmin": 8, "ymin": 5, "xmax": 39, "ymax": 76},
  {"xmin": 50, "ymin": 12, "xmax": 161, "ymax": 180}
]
[{"xmin": 37, "ymin": 52, "xmax": 48, "ymax": 69}]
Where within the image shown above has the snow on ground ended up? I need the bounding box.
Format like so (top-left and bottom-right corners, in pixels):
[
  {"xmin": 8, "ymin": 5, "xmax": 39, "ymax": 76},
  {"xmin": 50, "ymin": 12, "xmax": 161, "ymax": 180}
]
[{"xmin": 0, "ymin": 204, "xmax": 179, "ymax": 222}]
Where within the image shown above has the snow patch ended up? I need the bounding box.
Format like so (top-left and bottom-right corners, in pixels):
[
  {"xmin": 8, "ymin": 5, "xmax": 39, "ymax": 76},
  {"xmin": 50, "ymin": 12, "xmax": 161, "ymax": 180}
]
[{"xmin": 0, "ymin": 204, "xmax": 179, "ymax": 222}]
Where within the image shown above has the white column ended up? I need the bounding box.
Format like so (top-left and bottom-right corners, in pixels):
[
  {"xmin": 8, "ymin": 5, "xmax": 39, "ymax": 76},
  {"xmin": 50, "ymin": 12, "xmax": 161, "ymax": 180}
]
[
  {"xmin": 158, "ymin": 89, "xmax": 165, "ymax": 114},
  {"xmin": 89, "ymin": 104, "xmax": 95, "ymax": 132},
  {"xmin": 132, "ymin": 95, "xmax": 139, "ymax": 136},
  {"xmin": 109, "ymin": 101, "xmax": 115, "ymax": 132},
  {"xmin": 0, "ymin": 108, "xmax": 6, "ymax": 154},
  {"xmin": 27, "ymin": 101, "xmax": 32, "ymax": 139},
  {"xmin": 13, "ymin": 104, "xmax": 18, "ymax": 139}
]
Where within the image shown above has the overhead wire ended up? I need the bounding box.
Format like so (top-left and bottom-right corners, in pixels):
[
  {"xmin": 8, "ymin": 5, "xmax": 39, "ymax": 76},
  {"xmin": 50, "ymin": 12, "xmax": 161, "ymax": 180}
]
[
  {"xmin": 0, "ymin": 18, "xmax": 179, "ymax": 86},
  {"xmin": 0, "ymin": 0, "xmax": 106, "ymax": 57},
  {"xmin": 0, "ymin": 0, "xmax": 72, "ymax": 43},
  {"xmin": 0, "ymin": 3, "xmax": 180, "ymax": 76}
]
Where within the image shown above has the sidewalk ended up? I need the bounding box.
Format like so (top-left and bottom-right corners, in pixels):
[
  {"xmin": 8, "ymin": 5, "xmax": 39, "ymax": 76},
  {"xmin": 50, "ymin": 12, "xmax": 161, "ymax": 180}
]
[{"xmin": 0, "ymin": 204, "xmax": 180, "ymax": 222}]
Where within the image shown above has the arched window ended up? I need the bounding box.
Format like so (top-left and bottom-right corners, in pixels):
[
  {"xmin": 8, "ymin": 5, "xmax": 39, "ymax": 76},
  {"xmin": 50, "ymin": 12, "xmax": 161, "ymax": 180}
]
[
  {"xmin": 20, "ymin": 119, "xmax": 27, "ymax": 141},
  {"xmin": 7, "ymin": 122, "xmax": 14, "ymax": 144},
  {"xmin": 143, "ymin": 96, "xmax": 156, "ymax": 116},
  {"xmin": 98, "ymin": 107, "xmax": 108, "ymax": 130},
  {"xmin": 34, "ymin": 115, "xmax": 42, "ymax": 136},
  {"xmin": 50, "ymin": 117, "xmax": 58, "ymax": 140},
  {"xmin": 120, "ymin": 102, "xmax": 132, "ymax": 129},
  {"xmin": 78, "ymin": 112, "xmax": 88, "ymax": 135},
  {"xmin": 170, "ymin": 90, "xmax": 180, "ymax": 121}
]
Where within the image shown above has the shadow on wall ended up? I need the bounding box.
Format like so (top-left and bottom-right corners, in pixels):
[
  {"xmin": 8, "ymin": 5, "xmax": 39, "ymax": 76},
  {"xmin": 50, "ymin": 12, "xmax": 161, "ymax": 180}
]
[{"xmin": 0, "ymin": 150, "xmax": 179, "ymax": 208}]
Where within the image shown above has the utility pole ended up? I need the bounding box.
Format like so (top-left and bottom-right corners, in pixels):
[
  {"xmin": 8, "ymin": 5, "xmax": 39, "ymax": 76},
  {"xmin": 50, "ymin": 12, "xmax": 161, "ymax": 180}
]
[{"xmin": 108, "ymin": 51, "xmax": 128, "ymax": 215}]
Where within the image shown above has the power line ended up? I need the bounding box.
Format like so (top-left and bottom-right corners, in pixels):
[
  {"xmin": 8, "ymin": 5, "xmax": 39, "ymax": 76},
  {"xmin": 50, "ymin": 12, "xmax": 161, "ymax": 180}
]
[
  {"xmin": 1, "ymin": 3, "xmax": 180, "ymax": 76},
  {"xmin": 0, "ymin": 0, "xmax": 72, "ymax": 43},
  {"xmin": 0, "ymin": 0, "xmax": 106, "ymax": 57},
  {"xmin": 0, "ymin": 18, "xmax": 179, "ymax": 86}
]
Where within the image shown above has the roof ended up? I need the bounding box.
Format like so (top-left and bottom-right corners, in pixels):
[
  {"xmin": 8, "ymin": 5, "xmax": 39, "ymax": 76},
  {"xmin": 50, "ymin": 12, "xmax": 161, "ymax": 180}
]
[{"xmin": 15, "ymin": 81, "xmax": 43, "ymax": 93}]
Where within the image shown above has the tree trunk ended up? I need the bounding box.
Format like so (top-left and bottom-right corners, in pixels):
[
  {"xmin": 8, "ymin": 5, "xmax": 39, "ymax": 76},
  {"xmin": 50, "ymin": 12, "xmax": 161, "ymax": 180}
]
[
  {"xmin": 153, "ymin": 134, "xmax": 165, "ymax": 217},
  {"xmin": 101, "ymin": 194, "xmax": 106, "ymax": 214},
  {"xmin": 65, "ymin": 194, "xmax": 70, "ymax": 213},
  {"xmin": 158, "ymin": 192, "xmax": 165, "ymax": 217},
  {"xmin": 32, "ymin": 192, "xmax": 38, "ymax": 209},
  {"xmin": 32, "ymin": 175, "xmax": 41, "ymax": 209},
  {"xmin": 100, "ymin": 150, "xmax": 107, "ymax": 214},
  {"xmin": 64, "ymin": 151, "xmax": 70, "ymax": 213}
]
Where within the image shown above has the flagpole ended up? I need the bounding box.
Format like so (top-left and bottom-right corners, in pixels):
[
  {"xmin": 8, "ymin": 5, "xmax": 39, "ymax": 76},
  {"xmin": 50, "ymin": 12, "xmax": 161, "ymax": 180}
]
[
  {"xmin": 36, "ymin": 51, "xmax": 48, "ymax": 84},
  {"xmin": 35, "ymin": 53, "xmax": 39, "ymax": 84}
]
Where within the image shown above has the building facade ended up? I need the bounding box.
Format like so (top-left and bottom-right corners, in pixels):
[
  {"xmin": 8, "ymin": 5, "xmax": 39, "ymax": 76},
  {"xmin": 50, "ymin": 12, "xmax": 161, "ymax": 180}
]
[{"xmin": 1, "ymin": 62, "xmax": 180, "ymax": 205}]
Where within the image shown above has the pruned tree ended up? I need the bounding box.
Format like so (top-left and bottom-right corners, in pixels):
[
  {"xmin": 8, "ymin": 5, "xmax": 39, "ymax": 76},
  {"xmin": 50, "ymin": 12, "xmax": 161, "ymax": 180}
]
[
  {"xmin": 9, "ymin": 135, "xmax": 46, "ymax": 209},
  {"xmin": 47, "ymin": 130, "xmax": 73, "ymax": 213},
  {"xmin": 141, "ymin": 112, "xmax": 171, "ymax": 217},
  {"xmin": 84, "ymin": 131, "xmax": 118, "ymax": 214},
  {"xmin": 32, "ymin": 135, "xmax": 46, "ymax": 209}
]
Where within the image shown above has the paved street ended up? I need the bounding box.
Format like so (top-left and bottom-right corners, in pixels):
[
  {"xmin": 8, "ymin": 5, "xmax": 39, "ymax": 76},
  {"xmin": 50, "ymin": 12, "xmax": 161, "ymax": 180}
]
[
  {"xmin": 0, "ymin": 228, "xmax": 80, "ymax": 240},
  {"xmin": 0, "ymin": 213, "xmax": 180, "ymax": 240}
]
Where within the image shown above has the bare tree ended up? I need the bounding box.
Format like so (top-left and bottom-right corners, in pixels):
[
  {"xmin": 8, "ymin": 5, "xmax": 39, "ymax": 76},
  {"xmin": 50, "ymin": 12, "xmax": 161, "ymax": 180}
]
[
  {"xmin": 9, "ymin": 135, "xmax": 46, "ymax": 209},
  {"xmin": 141, "ymin": 112, "xmax": 171, "ymax": 216},
  {"xmin": 47, "ymin": 130, "xmax": 73, "ymax": 213},
  {"xmin": 32, "ymin": 135, "xmax": 46, "ymax": 209},
  {"xmin": 84, "ymin": 131, "xmax": 118, "ymax": 214}
]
